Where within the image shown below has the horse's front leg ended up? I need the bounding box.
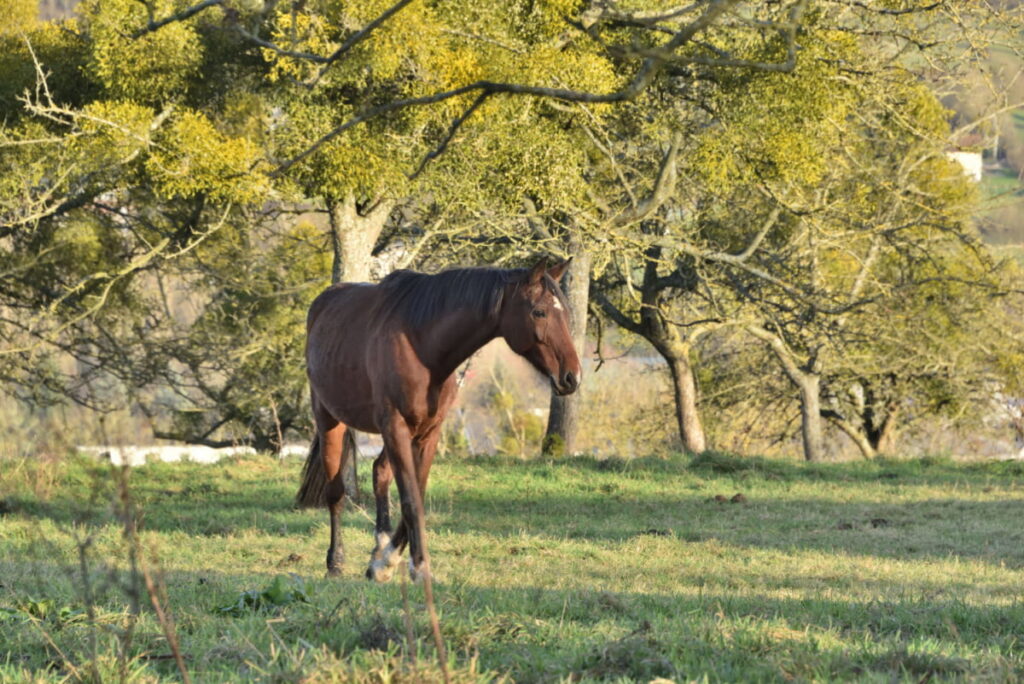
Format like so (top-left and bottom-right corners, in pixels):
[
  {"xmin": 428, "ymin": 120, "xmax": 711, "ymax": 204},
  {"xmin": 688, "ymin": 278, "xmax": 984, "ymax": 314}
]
[
  {"xmin": 380, "ymin": 412, "xmax": 433, "ymax": 581},
  {"xmin": 407, "ymin": 426, "xmax": 441, "ymax": 581},
  {"xmin": 367, "ymin": 422, "xmax": 441, "ymax": 582}
]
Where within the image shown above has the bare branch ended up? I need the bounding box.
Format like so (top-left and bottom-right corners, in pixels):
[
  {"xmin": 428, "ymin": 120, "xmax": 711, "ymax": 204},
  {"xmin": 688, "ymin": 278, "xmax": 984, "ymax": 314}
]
[
  {"xmin": 233, "ymin": 24, "xmax": 332, "ymax": 63},
  {"xmin": 830, "ymin": 0, "xmax": 944, "ymax": 17},
  {"xmin": 612, "ymin": 132, "xmax": 681, "ymax": 227},
  {"xmin": 131, "ymin": 0, "xmax": 223, "ymax": 38},
  {"xmin": 310, "ymin": 0, "xmax": 415, "ymax": 84},
  {"xmin": 592, "ymin": 291, "xmax": 644, "ymax": 335},
  {"xmin": 409, "ymin": 91, "xmax": 490, "ymax": 180},
  {"xmin": 522, "ymin": 197, "xmax": 555, "ymax": 241}
]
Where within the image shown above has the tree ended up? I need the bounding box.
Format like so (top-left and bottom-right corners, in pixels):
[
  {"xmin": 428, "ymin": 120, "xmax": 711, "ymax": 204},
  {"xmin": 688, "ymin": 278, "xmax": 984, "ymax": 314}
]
[
  {"xmin": 3, "ymin": 0, "xmax": 1021, "ymax": 464},
  {"xmin": 585, "ymin": 0, "xmax": 1024, "ymax": 459},
  {"xmin": 685, "ymin": 64, "xmax": 1020, "ymax": 459}
]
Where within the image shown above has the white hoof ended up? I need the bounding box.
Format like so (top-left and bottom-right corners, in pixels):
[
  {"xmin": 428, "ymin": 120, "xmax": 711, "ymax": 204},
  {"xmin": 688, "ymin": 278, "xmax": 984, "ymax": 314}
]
[
  {"xmin": 408, "ymin": 559, "xmax": 430, "ymax": 583},
  {"xmin": 367, "ymin": 559, "xmax": 395, "ymax": 583},
  {"xmin": 366, "ymin": 542, "xmax": 403, "ymax": 582}
]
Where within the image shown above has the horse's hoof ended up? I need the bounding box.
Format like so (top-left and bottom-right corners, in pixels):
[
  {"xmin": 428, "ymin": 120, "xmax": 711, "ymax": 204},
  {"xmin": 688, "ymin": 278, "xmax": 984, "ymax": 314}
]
[
  {"xmin": 408, "ymin": 560, "xmax": 430, "ymax": 583},
  {"xmin": 366, "ymin": 560, "xmax": 394, "ymax": 583},
  {"xmin": 326, "ymin": 551, "xmax": 343, "ymax": 577}
]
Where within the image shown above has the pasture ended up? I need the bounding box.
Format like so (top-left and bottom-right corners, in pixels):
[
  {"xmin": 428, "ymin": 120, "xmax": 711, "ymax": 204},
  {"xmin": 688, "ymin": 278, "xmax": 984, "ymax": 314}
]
[{"xmin": 3, "ymin": 451, "xmax": 1024, "ymax": 682}]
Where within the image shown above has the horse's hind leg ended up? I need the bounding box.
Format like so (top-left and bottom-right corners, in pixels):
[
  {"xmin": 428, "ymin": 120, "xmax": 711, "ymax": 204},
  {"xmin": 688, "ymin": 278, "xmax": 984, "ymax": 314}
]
[
  {"xmin": 317, "ymin": 408, "xmax": 350, "ymax": 577},
  {"xmin": 367, "ymin": 448, "xmax": 403, "ymax": 582},
  {"xmin": 372, "ymin": 449, "xmax": 394, "ymax": 549}
]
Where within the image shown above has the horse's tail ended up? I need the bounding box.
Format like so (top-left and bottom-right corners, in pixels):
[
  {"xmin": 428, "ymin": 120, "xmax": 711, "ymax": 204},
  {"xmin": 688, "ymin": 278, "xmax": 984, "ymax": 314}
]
[
  {"xmin": 295, "ymin": 430, "xmax": 358, "ymax": 508},
  {"xmin": 296, "ymin": 436, "xmax": 326, "ymax": 508}
]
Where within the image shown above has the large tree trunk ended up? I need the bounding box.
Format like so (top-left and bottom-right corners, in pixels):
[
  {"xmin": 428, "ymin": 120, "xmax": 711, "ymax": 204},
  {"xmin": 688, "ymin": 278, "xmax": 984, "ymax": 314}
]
[
  {"xmin": 798, "ymin": 373, "xmax": 824, "ymax": 462},
  {"xmin": 747, "ymin": 326, "xmax": 825, "ymax": 462},
  {"xmin": 862, "ymin": 384, "xmax": 900, "ymax": 456},
  {"xmin": 592, "ymin": 242, "xmax": 708, "ymax": 454},
  {"xmin": 826, "ymin": 415, "xmax": 877, "ymax": 460},
  {"xmin": 638, "ymin": 248, "xmax": 706, "ymax": 454},
  {"xmin": 874, "ymin": 414, "xmax": 898, "ymax": 455},
  {"xmin": 328, "ymin": 193, "xmax": 392, "ymax": 282},
  {"xmin": 663, "ymin": 337, "xmax": 707, "ymax": 453},
  {"xmin": 543, "ymin": 248, "xmax": 591, "ymax": 456},
  {"xmin": 324, "ymin": 194, "xmax": 394, "ymax": 501}
]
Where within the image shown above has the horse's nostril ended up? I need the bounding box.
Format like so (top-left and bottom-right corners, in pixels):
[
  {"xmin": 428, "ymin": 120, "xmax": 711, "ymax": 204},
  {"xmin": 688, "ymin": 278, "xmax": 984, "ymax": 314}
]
[{"xmin": 564, "ymin": 371, "xmax": 577, "ymax": 390}]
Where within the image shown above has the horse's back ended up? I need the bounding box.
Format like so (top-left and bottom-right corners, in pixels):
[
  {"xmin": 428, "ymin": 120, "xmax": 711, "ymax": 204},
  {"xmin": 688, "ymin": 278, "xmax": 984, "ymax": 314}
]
[{"xmin": 307, "ymin": 282, "xmax": 375, "ymax": 329}]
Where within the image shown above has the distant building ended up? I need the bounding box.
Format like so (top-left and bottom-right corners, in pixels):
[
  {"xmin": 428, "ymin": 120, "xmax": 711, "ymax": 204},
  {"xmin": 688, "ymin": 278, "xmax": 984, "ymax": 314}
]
[
  {"xmin": 946, "ymin": 132, "xmax": 985, "ymax": 183},
  {"xmin": 947, "ymin": 150, "xmax": 984, "ymax": 182}
]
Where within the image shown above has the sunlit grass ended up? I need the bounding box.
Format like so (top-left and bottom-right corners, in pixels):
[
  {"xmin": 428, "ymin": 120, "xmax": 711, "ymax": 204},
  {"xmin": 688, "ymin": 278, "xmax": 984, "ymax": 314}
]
[{"xmin": 2, "ymin": 452, "xmax": 1024, "ymax": 681}]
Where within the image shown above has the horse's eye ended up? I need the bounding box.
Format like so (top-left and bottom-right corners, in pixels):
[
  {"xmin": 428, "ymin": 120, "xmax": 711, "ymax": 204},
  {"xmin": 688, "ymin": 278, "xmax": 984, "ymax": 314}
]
[{"xmin": 532, "ymin": 309, "xmax": 546, "ymax": 319}]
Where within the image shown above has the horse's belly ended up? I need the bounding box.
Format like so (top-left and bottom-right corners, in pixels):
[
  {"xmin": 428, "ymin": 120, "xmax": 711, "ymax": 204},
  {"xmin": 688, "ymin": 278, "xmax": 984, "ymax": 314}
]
[{"xmin": 308, "ymin": 359, "xmax": 379, "ymax": 432}]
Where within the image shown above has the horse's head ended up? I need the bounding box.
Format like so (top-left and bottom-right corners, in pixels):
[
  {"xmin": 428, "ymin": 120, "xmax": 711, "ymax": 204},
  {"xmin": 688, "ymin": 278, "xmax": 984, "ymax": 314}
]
[{"xmin": 500, "ymin": 259, "xmax": 582, "ymax": 396}]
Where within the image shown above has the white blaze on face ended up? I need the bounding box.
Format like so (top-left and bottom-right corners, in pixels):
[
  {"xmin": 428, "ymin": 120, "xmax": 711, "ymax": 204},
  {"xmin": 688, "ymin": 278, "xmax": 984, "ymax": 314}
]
[{"xmin": 552, "ymin": 297, "xmax": 564, "ymax": 312}]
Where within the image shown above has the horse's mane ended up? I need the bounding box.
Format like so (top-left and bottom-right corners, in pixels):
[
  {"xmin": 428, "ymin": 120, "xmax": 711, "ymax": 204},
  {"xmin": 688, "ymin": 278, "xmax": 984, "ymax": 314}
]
[{"xmin": 378, "ymin": 267, "xmax": 524, "ymax": 328}]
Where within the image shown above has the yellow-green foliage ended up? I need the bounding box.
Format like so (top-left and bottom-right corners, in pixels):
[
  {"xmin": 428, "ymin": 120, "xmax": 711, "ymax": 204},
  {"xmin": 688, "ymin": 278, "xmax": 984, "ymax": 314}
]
[
  {"xmin": 262, "ymin": 6, "xmax": 336, "ymax": 83},
  {"xmin": 81, "ymin": 0, "xmax": 204, "ymax": 103},
  {"xmin": 432, "ymin": 103, "xmax": 592, "ymax": 212},
  {"xmin": 0, "ymin": 0, "xmax": 36, "ymax": 36},
  {"xmin": 275, "ymin": 99, "xmax": 417, "ymax": 199},
  {"xmin": 693, "ymin": 31, "xmax": 859, "ymax": 189},
  {"xmin": 147, "ymin": 110, "xmax": 270, "ymax": 203},
  {"xmin": 267, "ymin": 0, "xmax": 616, "ymax": 203},
  {"xmin": 46, "ymin": 216, "xmax": 126, "ymax": 289},
  {"xmin": 71, "ymin": 100, "xmax": 154, "ymax": 167},
  {"xmin": 264, "ymin": 0, "xmax": 453, "ymax": 94},
  {"xmin": 0, "ymin": 21, "xmax": 90, "ymax": 118}
]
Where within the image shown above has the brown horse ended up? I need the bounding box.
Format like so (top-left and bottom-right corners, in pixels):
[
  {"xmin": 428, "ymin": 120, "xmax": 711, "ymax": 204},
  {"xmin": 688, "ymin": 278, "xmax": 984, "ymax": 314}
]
[{"xmin": 297, "ymin": 259, "xmax": 581, "ymax": 581}]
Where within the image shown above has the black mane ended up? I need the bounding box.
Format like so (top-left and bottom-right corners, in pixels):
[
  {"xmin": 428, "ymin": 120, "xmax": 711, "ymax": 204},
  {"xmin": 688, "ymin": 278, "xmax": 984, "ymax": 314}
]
[{"xmin": 378, "ymin": 267, "xmax": 524, "ymax": 328}]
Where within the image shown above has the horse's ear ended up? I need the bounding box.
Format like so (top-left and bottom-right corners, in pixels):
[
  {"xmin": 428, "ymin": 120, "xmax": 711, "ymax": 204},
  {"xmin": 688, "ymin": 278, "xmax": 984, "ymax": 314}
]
[
  {"xmin": 528, "ymin": 259, "xmax": 547, "ymax": 286},
  {"xmin": 546, "ymin": 258, "xmax": 572, "ymax": 283}
]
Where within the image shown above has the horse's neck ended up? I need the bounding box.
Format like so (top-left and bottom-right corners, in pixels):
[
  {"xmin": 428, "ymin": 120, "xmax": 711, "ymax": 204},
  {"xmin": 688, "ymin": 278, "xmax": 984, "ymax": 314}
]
[{"xmin": 417, "ymin": 308, "xmax": 500, "ymax": 381}]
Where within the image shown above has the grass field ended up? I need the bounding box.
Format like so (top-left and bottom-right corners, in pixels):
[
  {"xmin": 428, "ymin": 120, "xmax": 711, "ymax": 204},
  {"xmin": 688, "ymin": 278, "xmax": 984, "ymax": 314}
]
[{"xmin": 3, "ymin": 451, "xmax": 1024, "ymax": 682}]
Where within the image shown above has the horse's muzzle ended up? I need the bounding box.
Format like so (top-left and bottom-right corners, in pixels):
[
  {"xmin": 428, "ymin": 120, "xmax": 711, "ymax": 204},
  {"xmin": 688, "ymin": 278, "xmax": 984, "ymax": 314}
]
[{"xmin": 551, "ymin": 371, "xmax": 579, "ymax": 396}]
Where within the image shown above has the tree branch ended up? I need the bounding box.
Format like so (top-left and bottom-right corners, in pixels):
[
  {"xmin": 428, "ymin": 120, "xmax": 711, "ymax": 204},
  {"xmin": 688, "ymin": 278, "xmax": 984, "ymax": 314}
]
[
  {"xmin": 274, "ymin": 0, "xmax": 739, "ymax": 176},
  {"xmin": 592, "ymin": 291, "xmax": 644, "ymax": 335},
  {"xmin": 409, "ymin": 91, "xmax": 490, "ymax": 179},
  {"xmin": 612, "ymin": 132, "xmax": 681, "ymax": 226},
  {"xmin": 310, "ymin": 0, "xmax": 415, "ymax": 84},
  {"xmin": 131, "ymin": 0, "xmax": 224, "ymax": 38}
]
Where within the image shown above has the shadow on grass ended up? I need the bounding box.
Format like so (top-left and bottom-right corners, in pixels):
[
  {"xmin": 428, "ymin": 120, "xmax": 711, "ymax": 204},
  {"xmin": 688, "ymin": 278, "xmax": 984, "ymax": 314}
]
[
  {"xmin": 7, "ymin": 451, "xmax": 1024, "ymax": 567},
  {"xmin": 529, "ymin": 449, "xmax": 1024, "ymax": 484},
  {"xmin": 5, "ymin": 449, "xmax": 1024, "ymax": 681},
  {"xmin": 417, "ymin": 451, "xmax": 1024, "ymax": 568},
  {"xmin": 1, "ymin": 455, "xmax": 324, "ymax": 538},
  {"xmin": 2, "ymin": 555, "xmax": 1022, "ymax": 683}
]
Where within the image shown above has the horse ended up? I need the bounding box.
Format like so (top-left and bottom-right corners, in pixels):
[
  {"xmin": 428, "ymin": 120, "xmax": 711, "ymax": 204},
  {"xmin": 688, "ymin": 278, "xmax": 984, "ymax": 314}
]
[{"xmin": 296, "ymin": 259, "xmax": 581, "ymax": 581}]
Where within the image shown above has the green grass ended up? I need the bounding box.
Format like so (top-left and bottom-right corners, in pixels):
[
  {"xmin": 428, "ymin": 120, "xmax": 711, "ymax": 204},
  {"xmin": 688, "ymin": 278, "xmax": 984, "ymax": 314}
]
[
  {"xmin": 981, "ymin": 167, "xmax": 1022, "ymax": 202},
  {"xmin": 3, "ymin": 451, "xmax": 1024, "ymax": 682}
]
